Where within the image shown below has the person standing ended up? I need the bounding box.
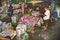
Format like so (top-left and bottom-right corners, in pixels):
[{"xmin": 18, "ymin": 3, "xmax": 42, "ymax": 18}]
[
  {"xmin": 43, "ymin": 7, "xmax": 50, "ymax": 30},
  {"xmin": 8, "ymin": 4, "xmax": 13, "ymax": 17},
  {"xmin": 48, "ymin": 6, "xmax": 54, "ymax": 22},
  {"xmin": 19, "ymin": 3, "xmax": 22, "ymax": 19}
]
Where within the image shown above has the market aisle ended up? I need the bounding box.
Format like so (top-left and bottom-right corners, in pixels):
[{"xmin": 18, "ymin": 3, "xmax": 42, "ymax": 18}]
[{"xmin": 30, "ymin": 19, "xmax": 60, "ymax": 40}]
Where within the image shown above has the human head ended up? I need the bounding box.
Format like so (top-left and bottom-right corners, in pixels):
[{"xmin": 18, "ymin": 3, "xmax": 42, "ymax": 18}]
[
  {"xmin": 48, "ymin": 6, "xmax": 52, "ymax": 10},
  {"xmin": 44, "ymin": 6, "xmax": 49, "ymax": 11}
]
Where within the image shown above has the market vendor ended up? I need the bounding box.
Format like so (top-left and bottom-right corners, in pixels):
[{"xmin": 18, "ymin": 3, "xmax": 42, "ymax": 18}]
[
  {"xmin": 8, "ymin": 4, "xmax": 13, "ymax": 17},
  {"xmin": 43, "ymin": 6, "xmax": 50, "ymax": 30}
]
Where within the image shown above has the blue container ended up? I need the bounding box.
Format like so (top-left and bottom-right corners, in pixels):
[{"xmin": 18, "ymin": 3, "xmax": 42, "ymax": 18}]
[{"xmin": 53, "ymin": 11, "xmax": 58, "ymax": 20}]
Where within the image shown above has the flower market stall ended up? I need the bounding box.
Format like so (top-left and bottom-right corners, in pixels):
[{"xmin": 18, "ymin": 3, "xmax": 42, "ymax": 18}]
[
  {"xmin": 16, "ymin": 16, "xmax": 39, "ymax": 40},
  {"xmin": 18, "ymin": 16, "xmax": 39, "ymax": 28}
]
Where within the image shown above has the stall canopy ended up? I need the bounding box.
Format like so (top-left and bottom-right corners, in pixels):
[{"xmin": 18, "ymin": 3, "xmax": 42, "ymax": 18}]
[
  {"xmin": 10, "ymin": 0, "xmax": 31, "ymax": 4},
  {"xmin": 58, "ymin": 0, "xmax": 60, "ymax": 2},
  {"xmin": 28, "ymin": 1, "xmax": 43, "ymax": 3},
  {"xmin": 10, "ymin": 0, "xmax": 43, "ymax": 4}
]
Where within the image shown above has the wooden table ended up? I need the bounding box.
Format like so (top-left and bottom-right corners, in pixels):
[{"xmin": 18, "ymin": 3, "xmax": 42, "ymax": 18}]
[
  {"xmin": 0, "ymin": 36, "xmax": 9, "ymax": 40},
  {"xmin": 0, "ymin": 29, "xmax": 16, "ymax": 40}
]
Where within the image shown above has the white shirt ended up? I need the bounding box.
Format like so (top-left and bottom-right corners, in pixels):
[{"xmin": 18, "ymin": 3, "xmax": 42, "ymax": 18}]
[{"xmin": 43, "ymin": 10, "xmax": 50, "ymax": 20}]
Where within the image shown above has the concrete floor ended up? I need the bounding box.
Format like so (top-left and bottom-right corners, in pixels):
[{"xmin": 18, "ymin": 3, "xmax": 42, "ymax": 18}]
[{"xmin": 30, "ymin": 19, "xmax": 60, "ymax": 40}]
